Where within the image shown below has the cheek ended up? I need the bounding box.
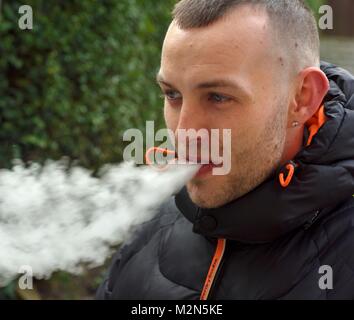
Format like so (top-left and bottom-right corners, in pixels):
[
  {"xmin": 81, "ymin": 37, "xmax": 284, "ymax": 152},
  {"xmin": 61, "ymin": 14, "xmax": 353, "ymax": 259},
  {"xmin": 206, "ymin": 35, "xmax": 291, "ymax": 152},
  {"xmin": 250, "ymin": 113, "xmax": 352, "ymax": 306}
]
[{"xmin": 227, "ymin": 109, "xmax": 265, "ymax": 153}]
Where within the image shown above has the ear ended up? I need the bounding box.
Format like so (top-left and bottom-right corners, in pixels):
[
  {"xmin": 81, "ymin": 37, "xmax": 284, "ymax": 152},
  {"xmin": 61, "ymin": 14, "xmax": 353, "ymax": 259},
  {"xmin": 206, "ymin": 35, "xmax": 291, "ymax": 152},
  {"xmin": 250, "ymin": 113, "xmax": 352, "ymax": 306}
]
[{"xmin": 288, "ymin": 67, "xmax": 329, "ymax": 127}]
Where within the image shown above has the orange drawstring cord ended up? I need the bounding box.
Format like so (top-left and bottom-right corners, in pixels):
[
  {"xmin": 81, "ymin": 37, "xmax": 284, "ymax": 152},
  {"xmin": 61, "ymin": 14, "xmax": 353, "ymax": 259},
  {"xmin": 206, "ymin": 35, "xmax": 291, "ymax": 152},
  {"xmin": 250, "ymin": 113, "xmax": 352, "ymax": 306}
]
[
  {"xmin": 145, "ymin": 147, "xmax": 176, "ymax": 167},
  {"xmin": 279, "ymin": 163, "xmax": 296, "ymax": 188},
  {"xmin": 279, "ymin": 105, "xmax": 327, "ymax": 188}
]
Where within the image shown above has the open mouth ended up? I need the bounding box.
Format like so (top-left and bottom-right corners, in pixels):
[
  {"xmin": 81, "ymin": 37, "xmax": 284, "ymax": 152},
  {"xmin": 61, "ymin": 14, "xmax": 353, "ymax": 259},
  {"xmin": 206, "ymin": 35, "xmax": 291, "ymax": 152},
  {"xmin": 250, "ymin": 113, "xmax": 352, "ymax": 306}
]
[
  {"xmin": 145, "ymin": 148, "xmax": 224, "ymax": 177},
  {"xmin": 195, "ymin": 162, "xmax": 223, "ymax": 178}
]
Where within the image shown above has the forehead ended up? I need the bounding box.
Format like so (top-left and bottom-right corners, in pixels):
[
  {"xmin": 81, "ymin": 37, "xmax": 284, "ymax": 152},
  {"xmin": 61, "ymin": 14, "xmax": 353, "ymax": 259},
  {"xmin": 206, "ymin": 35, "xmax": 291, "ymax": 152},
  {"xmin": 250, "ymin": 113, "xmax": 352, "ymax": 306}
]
[{"xmin": 161, "ymin": 6, "xmax": 277, "ymax": 77}]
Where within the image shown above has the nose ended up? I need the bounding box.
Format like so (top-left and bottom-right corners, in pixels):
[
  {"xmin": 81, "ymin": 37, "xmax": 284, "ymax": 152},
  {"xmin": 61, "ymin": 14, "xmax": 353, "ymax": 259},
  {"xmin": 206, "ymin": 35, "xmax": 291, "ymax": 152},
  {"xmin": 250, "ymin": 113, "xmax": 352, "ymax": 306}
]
[
  {"xmin": 174, "ymin": 101, "xmax": 210, "ymax": 163},
  {"xmin": 175, "ymin": 99, "xmax": 208, "ymax": 133}
]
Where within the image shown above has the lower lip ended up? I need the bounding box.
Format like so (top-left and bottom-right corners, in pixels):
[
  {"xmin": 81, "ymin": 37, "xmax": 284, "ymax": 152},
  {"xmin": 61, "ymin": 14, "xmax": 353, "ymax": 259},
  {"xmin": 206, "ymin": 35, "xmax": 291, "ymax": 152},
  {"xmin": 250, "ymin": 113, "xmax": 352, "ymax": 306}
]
[{"xmin": 195, "ymin": 164, "xmax": 214, "ymax": 178}]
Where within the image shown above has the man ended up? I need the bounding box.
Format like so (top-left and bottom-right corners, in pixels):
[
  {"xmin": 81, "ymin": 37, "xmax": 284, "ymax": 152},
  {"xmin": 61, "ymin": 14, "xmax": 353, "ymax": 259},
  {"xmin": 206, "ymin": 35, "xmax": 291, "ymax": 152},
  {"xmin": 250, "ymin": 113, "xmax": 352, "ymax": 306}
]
[{"xmin": 97, "ymin": 0, "xmax": 354, "ymax": 299}]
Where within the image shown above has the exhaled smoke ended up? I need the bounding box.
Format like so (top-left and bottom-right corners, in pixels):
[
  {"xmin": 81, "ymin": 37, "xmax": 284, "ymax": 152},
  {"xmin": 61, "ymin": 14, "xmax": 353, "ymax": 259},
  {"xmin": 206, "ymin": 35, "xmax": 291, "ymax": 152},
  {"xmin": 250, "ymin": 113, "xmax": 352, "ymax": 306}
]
[{"xmin": 0, "ymin": 160, "xmax": 199, "ymax": 287}]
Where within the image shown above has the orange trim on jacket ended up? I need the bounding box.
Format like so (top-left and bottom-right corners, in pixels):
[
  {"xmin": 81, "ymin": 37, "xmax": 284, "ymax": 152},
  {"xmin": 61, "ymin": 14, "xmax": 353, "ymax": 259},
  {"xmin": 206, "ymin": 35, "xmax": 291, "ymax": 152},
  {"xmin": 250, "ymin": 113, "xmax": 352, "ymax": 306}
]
[
  {"xmin": 306, "ymin": 105, "xmax": 327, "ymax": 146},
  {"xmin": 278, "ymin": 105, "xmax": 328, "ymax": 188},
  {"xmin": 200, "ymin": 238, "xmax": 227, "ymax": 300}
]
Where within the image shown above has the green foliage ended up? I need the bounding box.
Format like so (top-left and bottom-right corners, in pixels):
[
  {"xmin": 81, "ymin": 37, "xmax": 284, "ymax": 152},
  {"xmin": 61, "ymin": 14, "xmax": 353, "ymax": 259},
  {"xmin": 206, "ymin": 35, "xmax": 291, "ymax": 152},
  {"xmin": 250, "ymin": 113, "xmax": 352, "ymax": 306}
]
[
  {"xmin": 0, "ymin": 281, "xmax": 17, "ymax": 300},
  {"xmin": 306, "ymin": 0, "xmax": 325, "ymax": 12},
  {"xmin": 0, "ymin": 0, "xmax": 175, "ymax": 169}
]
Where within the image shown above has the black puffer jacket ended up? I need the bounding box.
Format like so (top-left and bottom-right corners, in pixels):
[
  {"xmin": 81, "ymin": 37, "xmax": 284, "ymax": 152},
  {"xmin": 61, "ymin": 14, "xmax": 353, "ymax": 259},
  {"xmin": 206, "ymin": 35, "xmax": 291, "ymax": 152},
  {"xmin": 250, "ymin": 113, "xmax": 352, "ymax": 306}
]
[{"xmin": 97, "ymin": 62, "xmax": 354, "ymax": 300}]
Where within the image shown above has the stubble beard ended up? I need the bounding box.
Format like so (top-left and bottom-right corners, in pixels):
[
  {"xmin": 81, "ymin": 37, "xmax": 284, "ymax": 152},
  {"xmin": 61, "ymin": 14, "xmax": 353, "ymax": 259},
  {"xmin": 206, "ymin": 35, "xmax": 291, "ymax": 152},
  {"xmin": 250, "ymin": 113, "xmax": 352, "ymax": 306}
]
[{"xmin": 187, "ymin": 101, "xmax": 288, "ymax": 209}]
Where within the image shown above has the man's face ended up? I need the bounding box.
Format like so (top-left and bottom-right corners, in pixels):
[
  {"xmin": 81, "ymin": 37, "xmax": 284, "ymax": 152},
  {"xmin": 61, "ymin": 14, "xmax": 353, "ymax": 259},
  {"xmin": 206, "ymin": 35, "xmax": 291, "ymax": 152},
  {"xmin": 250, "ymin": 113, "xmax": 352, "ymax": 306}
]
[{"xmin": 158, "ymin": 6, "xmax": 291, "ymax": 208}]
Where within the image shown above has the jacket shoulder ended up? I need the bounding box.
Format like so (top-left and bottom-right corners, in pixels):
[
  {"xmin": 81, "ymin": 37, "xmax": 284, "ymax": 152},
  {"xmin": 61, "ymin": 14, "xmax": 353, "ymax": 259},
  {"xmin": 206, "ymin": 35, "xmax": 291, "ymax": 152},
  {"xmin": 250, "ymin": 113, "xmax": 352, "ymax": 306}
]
[
  {"xmin": 311, "ymin": 197, "xmax": 354, "ymax": 299},
  {"xmin": 121, "ymin": 197, "xmax": 181, "ymax": 261},
  {"xmin": 95, "ymin": 196, "xmax": 181, "ymax": 299}
]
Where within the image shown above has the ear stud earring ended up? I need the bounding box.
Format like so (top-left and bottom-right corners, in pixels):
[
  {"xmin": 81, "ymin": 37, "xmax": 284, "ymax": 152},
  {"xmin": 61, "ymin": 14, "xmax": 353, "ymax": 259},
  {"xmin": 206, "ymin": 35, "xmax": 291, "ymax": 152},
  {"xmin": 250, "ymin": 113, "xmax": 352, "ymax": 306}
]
[{"xmin": 292, "ymin": 121, "xmax": 300, "ymax": 128}]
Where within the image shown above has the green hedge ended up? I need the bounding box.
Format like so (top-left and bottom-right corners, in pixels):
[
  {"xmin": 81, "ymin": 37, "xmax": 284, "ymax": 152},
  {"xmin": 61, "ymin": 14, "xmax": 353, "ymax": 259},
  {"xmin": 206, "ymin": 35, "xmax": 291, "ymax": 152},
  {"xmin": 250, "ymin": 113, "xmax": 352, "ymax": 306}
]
[
  {"xmin": 306, "ymin": 0, "xmax": 325, "ymax": 12},
  {"xmin": 0, "ymin": 0, "xmax": 174, "ymax": 170}
]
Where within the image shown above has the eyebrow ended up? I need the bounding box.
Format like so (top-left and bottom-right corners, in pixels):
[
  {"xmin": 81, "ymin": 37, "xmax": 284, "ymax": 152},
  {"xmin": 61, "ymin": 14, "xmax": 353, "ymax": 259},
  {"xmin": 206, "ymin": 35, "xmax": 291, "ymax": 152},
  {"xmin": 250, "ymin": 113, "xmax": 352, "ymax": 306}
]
[
  {"xmin": 156, "ymin": 73, "xmax": 252, "ymax": 99},
  {"xmin": 156, "ymin": 73, "xmax": 172, "ymax": 87},
  {"xmin": 196, "ymin": 80, "xmax": 239, "ymax": 90}
]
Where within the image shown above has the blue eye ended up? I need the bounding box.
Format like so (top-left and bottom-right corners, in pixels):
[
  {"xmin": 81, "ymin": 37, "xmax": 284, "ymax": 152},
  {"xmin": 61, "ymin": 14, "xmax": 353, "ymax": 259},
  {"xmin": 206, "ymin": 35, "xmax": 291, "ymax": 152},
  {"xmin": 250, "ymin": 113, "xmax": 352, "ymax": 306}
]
[
  {"xmin": 164, "ymin": 90, "xmax": 182, "ymax": 101},
  {"xmin": 209, "ymin": 93, "xmax": 231, "ymax": 103}
]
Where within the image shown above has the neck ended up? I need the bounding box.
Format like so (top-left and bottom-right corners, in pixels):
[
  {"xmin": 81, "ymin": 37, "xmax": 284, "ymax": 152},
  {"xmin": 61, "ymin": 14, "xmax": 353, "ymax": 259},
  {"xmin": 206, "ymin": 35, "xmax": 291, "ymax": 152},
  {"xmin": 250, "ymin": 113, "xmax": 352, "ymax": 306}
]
[{"xmin": 281, "ymin": 126, "xmax": 305, "ymax": 164}]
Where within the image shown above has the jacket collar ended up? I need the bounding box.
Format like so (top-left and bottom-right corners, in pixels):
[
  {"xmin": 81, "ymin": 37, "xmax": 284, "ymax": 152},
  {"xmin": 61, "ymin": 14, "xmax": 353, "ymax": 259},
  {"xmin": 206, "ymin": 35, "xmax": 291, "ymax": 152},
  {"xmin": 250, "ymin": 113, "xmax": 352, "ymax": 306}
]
[{"xmin": 175, "ymin": 62, "xmax": 354, "ymax": 243}]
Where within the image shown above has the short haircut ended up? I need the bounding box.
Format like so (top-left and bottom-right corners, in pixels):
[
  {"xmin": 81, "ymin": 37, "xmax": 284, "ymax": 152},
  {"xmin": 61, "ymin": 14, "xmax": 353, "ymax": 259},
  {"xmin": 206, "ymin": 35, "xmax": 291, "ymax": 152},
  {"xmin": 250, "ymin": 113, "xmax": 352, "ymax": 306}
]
[{"xmin": 172, "ymin": 0, "xmax": 320, "ymax": 69}]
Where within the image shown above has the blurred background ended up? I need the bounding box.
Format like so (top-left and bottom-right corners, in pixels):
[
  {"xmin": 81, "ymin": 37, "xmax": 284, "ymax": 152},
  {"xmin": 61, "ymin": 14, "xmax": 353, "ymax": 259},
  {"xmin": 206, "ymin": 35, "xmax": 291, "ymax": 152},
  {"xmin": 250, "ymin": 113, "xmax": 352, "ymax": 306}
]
[{"xmin": 0, "ymin": 0, "xmax": 353, "ymax": 299}]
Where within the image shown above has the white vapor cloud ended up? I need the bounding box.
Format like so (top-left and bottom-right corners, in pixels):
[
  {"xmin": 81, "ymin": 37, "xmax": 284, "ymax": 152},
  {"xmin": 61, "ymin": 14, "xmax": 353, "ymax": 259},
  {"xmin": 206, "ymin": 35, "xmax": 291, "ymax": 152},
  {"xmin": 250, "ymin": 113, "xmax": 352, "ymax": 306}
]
[{"xmin": 0, "ymin": 160, "xmax": 199, "ymax": 287}]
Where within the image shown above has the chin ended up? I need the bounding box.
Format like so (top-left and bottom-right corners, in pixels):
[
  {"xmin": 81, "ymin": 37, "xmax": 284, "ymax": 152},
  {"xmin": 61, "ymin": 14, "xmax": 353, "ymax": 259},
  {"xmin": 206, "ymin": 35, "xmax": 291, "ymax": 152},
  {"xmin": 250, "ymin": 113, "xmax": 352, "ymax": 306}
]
[{"xmin": 186, "ymin": 180, "xmax": 229, "ymax": 209}]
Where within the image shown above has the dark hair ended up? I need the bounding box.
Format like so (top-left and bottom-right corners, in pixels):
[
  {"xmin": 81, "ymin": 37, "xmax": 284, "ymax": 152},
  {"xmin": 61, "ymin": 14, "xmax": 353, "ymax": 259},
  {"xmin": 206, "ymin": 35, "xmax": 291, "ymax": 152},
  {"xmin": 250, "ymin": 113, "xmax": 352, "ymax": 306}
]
[{"xmin": 172, "ymin": 0, "xmax": 320, "ymax": 68}]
